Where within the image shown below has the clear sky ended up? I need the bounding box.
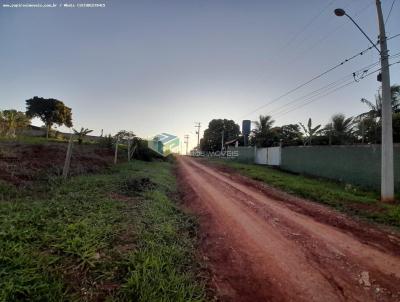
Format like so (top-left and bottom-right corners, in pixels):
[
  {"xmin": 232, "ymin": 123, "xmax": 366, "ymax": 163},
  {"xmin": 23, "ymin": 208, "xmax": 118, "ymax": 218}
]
[{"xmin": 0, "ymin": 0, "xmax": 399, "ymax": 151}]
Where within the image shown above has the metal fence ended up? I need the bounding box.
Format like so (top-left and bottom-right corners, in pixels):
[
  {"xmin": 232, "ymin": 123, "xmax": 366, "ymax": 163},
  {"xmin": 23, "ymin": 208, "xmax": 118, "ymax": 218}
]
[
  {"xmin": 226, "ymin": 144, "xmax": 400, "ymax": 192},
  {"xmin": 280, "ymin": 144, "xmax": 400, "ymax": 191},
  {"xmin": 226, "ymin": 146, "xmax": 255, "ymax": 163}
]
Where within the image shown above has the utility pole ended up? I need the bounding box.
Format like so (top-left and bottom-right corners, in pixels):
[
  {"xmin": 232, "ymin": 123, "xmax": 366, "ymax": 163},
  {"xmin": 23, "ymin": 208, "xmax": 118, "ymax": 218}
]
[
  {"xmin": 334, "ymin": 2, "xmax": 394, "ymax": 201},
  {"xmin": 195, "ymin": 122, "xmax": 201, "ymax": 149},
  {"xmin": 376, "ymin": 0, "xmax": 394, "ymax": 202},
  {"xmin": 184, "ymin": 135, "xmax": 189, "ymax": 155}
]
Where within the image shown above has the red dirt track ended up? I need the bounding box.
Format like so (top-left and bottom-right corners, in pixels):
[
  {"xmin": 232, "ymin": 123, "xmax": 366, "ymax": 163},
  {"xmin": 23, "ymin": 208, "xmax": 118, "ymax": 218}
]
[{"xmin": 176, "ymin": 156, "xmax": 400, "ymax": 302}]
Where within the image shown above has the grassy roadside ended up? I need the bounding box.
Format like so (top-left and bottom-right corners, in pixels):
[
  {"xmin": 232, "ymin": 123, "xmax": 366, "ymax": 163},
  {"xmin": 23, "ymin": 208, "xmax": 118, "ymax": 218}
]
[
  {"xmin": 206, "ymin": 159, "xmax": 400, "ymax": 228},
  {"xmin": 0, "ymin": 160, "xmax": 206, "ymax": 301},
  {"xmin": 0, "ymin": 136, "xmax": 69, "ymax": 144}
]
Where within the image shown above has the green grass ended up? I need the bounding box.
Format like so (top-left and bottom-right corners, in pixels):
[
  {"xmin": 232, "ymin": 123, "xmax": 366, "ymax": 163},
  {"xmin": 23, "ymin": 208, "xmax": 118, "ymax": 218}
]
[
  {"xmin": 0, "ymin": 160, "xmax": 206, "ymax": 301},
  {"xmin": 208, "ymin": 160, "xmax": 400, "ymax": 227},
  {"xmin": 0, "ymin": 136, "xmax": 99, "ymax": 146},
  {"xmin": 0, "ymin": 135, "xmax": 68, "ymax": 144}
]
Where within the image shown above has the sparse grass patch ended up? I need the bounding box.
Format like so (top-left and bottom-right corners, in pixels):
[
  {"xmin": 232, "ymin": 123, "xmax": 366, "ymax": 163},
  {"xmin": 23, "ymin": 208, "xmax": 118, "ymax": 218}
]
[
  {"xmin": 120, "ymin": 189, "xmax": 204, "ymax": 301},
  {"xmin": 0, "ymin": 160, "xmax": 206, "ymax": 301},
  {"xmin": 209, "ymin": 160, "xmax": 400, "ymax": 228},
  {"xmin": 119, "ymin": 177, "xmax": 156, "ymax": 196}
]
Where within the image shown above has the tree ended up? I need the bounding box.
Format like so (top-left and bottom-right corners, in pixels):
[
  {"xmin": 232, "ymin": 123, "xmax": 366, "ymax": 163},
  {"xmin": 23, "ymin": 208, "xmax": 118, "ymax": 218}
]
[
  {"xmin": 115, "ymin": 130, "xmax": 135, "ymax": 142},
  {"xmin": 355, "ymin": 84, "xmax": 400, "ymax": 144},
  {"xmin": 73, "ymin": 127, "xmax": 93, "ymax": 144},
  {"xmin": 99, "ymin": 134, "xmax": 114, "ymax": 150},
  {"xmin": 200, "ymin": 119, "xmax": 240, "ymax": 151},
  {"xmin": 392, "ymin": 112, "xmax": 400, "ymax": 143},
  {"xmin": 355, "ymin": 116, "xmax": 380, "ymax": 144},
  {"xmin": 360, "ymin": 84, "xmax": 400, "ymax": 119},
  {"xmin": 0, "ymin": 111, "xmax": 3, "ymax": 135},
  {"xmin": 115, "ymin": 130, "xmax": 136, "ymax": 160},
  {"xmin": 25, "ymin": 96, "xmax": 72, "ymax": 139},
  {"xmin": 393, "ymin": 85, "xmax": 400, "ymax": 113},
  {"xmin": 323, "ymin": 113, "xmax": 354, "ymax": 145},
  {"xmin": 299, "ymin": 118, "xmax": 322, "ymax": 145},
  {"xmin": 279, "ymin": 124, "xmax": 303, "ymax": 146},
  {"xmin": 0, "ymin": 110, "xmax": 30, "ymax": 137},
  {"xmin": 251, "ymin": 115, "xmax": 275, "ymax": 147}
]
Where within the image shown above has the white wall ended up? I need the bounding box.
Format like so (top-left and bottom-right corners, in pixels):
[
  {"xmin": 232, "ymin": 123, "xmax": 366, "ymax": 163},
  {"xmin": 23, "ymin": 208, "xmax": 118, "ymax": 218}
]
[
  {"xmin": 255, "ymin": 147, "xmax": 268, "ymax": 165},
  {"xmin": 267, "ymin": 147, "xmax": 281, "ymax": 166}
]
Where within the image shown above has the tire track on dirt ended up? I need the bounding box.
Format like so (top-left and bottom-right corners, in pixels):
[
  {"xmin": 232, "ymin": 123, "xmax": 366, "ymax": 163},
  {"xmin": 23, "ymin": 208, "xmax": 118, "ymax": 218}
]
[{"xmin": 177, "ymin": 156, "xmax": 400, "ymax": 302}]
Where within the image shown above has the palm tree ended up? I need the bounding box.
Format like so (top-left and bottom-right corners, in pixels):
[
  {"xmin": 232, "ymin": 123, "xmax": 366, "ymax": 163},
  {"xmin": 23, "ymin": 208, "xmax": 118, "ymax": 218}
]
[
  {"xmin": 355, "ymin": 115, "xmax": 380, "ymax": 144},
  {"xmin": 299, "ymin": 118, "xmax": 322, "ymax": 145},
  {"xmin": 356, "ymin": 84, "xmax": 400, "ymax": 144},
  {"xmin": 73, "ymin": 127, "xmax": 93, "ymax": 144},
  {"xmin": 324, "ymin": 114, "xmax": 354, "ymax": 145},
  {"xmin": 252, "ymin": 115, "xmax": 275, "ymax": 147},
  {"xmin": 360, "ymin": 84, "xmax": 400, "ymax": 119},
  {"xmin": 254, "ymin": 115, "xmax": 274, "ymax": 132},
  {"xmin": 393, "ymin": 84, "xmax": 400, "ymax": 113}
]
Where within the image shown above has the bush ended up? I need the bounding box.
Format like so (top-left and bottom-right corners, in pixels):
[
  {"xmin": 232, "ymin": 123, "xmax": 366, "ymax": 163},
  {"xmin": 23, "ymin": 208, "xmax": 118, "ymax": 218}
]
[
  {"xmin": 132, "ymin": 139, "xmax": 163, "ymax": 162},
  {"xmin": 98, "ymin": 134, "xmax": 114, "ymax": 150}
]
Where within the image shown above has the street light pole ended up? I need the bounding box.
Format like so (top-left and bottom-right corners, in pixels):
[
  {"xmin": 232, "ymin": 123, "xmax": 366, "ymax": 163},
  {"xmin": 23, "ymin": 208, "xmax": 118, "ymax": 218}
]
[
  {"xmin": 376, "ymin": 0, "xmax": 394, "ymax": 202},
  {"xmin": 334, "ymin": 1, "xmax": 394, "ymax": 202},
  {"xmin": 334, "ymin": 8, "xmax": 380, "ymax": 53}
]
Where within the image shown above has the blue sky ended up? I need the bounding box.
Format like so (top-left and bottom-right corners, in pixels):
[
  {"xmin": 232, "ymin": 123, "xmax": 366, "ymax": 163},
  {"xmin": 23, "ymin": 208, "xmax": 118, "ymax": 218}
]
[{"xmin": 0, "ymin": 0, "xmax": 399, "ymax": 151}]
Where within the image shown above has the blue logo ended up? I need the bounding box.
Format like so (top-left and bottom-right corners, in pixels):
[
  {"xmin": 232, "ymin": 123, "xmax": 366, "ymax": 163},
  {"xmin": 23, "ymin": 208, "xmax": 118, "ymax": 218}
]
[{"xmin": 148, "ymin": 133, "xmax": 180, "ymax": 156}]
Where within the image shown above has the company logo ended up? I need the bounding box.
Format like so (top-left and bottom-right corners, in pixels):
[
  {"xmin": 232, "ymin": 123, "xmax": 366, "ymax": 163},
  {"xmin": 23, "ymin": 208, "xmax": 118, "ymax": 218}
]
[
  {"xmin": 190, "ymin": 150, "xmax": 239, "ymax": 158},
  {"xmin": 147, "ymin": 133, "xmax": 180, "ymax": 156}
]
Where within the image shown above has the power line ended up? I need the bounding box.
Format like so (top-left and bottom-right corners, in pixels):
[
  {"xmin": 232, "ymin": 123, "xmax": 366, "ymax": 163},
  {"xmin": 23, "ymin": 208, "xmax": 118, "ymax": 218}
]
[
  {"xmin": 388, "ymin": 33, "xmax": 400, "ymax": 40},
  {"xmin": 274, "ymin": 81, "xmax": 356, "ymax": 119},
  {"xmin": 240, "ymin": 33, "xmax": 400, "ymax": 119},
  {"xmin": 273, "ymin": 59, "xmax": 400, "ymax": 119},
  {"xmin": 385, "ymin": 0, "xmax": 397, "ymax": 24},
  {"xmin": 266, "ymin": 61, "xmax": 382, "ymax": 117},
  {"xmin": 241, "ymin": 45, "xmax": 375, "ymax": 118},
  {"xmin": 274, "ymin": 0, "xmax": 337, "ymax": 55},
  {"xmin": 274, "ymin": 56, "xmax": 400, "ymax": 118},
  {"xmin": 261, "ymin": 0, "xmax": 372, "ymax": 88},
  {"xmin": 286, "ymin": 1, "xmax": 375, "ymax": 66},
  {"xmin": 267, "ymin": 51, "xmax": 400, "ymax": 117}
]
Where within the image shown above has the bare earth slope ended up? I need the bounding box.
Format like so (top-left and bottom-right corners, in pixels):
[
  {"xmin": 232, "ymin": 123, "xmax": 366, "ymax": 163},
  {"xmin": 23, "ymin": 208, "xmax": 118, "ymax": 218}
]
[{"xmin": 177, "ymin": 156, "xmax": 400, "ymax": 302}]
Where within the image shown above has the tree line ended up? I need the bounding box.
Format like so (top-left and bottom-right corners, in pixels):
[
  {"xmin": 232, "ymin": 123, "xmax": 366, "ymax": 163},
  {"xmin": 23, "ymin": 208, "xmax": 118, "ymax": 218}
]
[
  {"xmin": 1, "ymin": 96, "xmax": 72, "ymax": 139},
  {"xmin": 1, "ymin": 96, "xmax": 118, "ymax": 144},
  {"xmin": 200, "ymin": 84, "xmax": 400, "ymax": 151},
  {"xmin": 0, "ymin": 96, "xmax": 163, "ymax": 161}
]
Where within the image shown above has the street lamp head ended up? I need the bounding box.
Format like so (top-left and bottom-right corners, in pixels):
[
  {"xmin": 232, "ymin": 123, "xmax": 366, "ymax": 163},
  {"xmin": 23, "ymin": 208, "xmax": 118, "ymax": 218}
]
[{"xmin": 334, "ymin": 8, "xmax": 346, "ymax": 17}]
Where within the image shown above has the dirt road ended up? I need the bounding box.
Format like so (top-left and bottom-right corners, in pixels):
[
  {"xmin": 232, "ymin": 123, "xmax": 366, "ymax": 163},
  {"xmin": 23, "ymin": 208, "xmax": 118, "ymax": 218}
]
[{"xmin": 177, "ymin": 156, "xmax": 400, "ymax": 302}]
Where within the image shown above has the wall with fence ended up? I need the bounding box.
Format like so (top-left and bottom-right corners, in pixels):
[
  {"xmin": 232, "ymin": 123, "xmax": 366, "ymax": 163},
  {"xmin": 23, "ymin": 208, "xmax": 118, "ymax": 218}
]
[
  {"xmin": 227, "ymin": 146, "xmax": 255, "ymax": 163},
  {"xmin": 280, "ymin": 144, "xmax": 400, "ymax": 191}
]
